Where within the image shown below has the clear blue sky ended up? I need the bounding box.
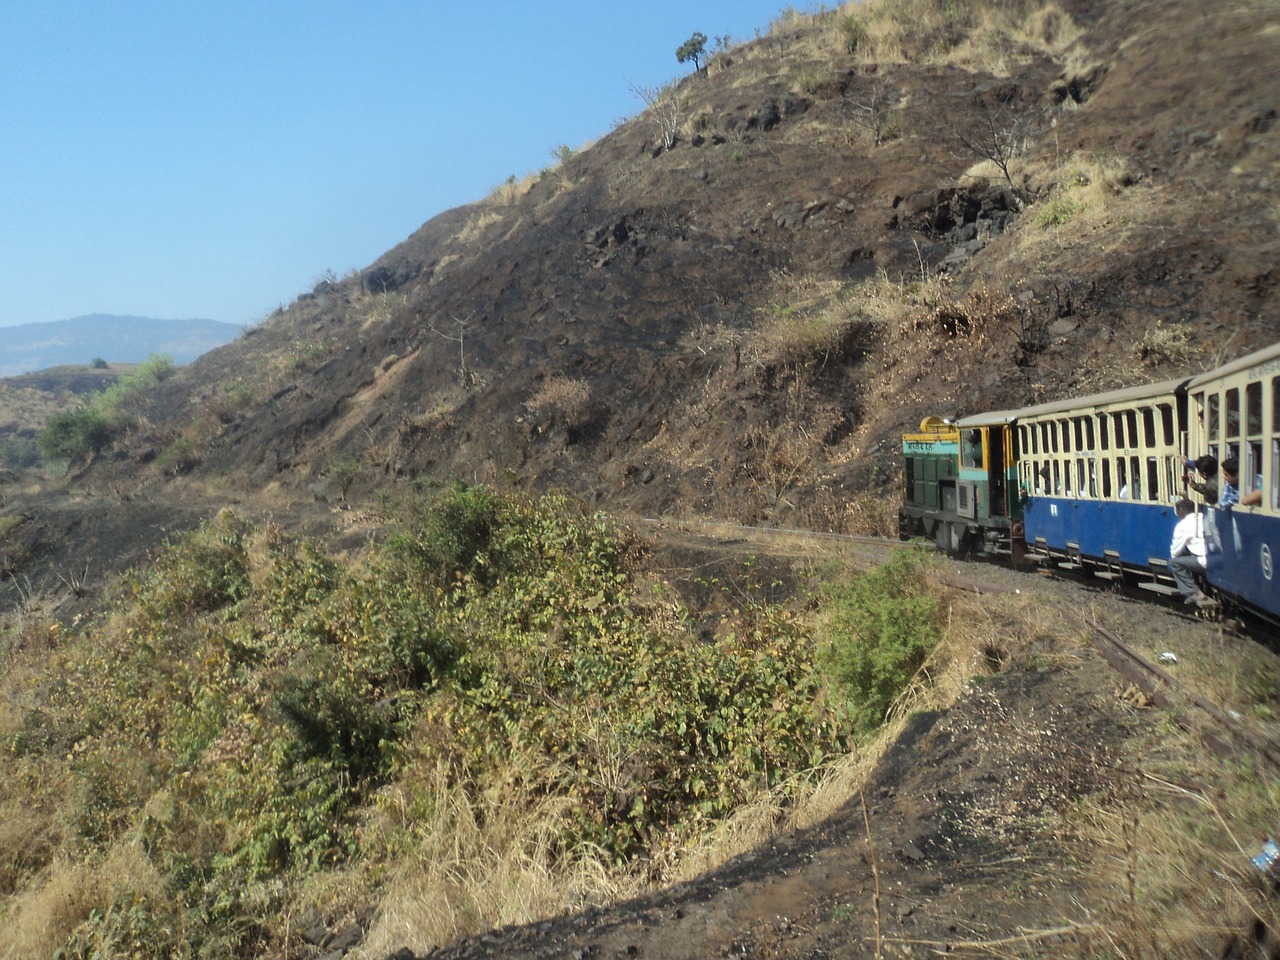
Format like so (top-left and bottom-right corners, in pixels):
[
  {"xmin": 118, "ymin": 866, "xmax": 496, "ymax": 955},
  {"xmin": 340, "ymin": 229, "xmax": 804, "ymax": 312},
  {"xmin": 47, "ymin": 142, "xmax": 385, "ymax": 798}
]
[{"xmin": 0, "ymin": 2, "xmax": 794, "ymax": 329}]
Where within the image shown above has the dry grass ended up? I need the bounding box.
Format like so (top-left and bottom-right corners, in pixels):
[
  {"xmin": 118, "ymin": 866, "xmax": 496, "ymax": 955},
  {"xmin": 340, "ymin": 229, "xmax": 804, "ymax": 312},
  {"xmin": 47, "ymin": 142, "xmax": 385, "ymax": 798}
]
[
  {"xmin": 1136, "ymin": 320, "xmax": 1198, "ymax": 370},
  {"xmin": 833, "ymin": 0, "xmax": 1084, "ymax": 73},
  {"xmin": 524, "ymin": 376, "xmax": 591, "ymax": 432},
  {"xmin": 748, "ymin": 269, "xmax": 863, "ymax": 370},
  {"xmin": 1067, "ymin": 764, "xmax": 1280, "ymax": 958},
  {"xmin": 354, "ymin": 766, "xmax": 640, "ymax": 959},
  {"xmin": 0, "ymin": 837, "xmax": 167, "ymax": 960}
]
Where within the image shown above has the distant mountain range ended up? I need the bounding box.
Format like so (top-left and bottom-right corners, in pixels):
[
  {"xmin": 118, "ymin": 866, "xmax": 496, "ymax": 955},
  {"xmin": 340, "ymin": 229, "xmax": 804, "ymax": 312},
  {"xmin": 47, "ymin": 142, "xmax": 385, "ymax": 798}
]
[{"xmin": 0, "ymin": 314, "xmax": 241, "ymax": 377}]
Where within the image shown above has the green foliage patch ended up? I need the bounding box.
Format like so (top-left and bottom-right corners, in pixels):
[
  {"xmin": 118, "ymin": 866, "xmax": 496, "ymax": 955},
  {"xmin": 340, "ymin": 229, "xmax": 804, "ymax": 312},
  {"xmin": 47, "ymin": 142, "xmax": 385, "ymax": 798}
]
[
  {"xmin": 817, "ymin": 546, "xmax": 942, "ymax": 737},
  {"xmin": 2, "ymin": 489, "xmax": 951, "ymax": 956},
  {"xmin": 36, "ymin": 353, "xmax": 175, "ymax": 466}
]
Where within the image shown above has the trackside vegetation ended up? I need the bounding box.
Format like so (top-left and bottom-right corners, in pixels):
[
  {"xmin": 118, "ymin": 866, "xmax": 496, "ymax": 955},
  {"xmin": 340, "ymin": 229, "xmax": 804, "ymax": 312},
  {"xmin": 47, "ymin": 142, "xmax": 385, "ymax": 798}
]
[{"xmin": 0, "ymin": 487, "xmax": 945, "ymax": 957}]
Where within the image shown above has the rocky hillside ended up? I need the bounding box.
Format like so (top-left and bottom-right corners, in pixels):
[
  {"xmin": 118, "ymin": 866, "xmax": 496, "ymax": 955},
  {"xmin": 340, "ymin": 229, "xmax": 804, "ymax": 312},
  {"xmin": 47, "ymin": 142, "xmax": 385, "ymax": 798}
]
[{"xmin": 61, "ymin": 0, "xmax": 1277, "ymax": 536}]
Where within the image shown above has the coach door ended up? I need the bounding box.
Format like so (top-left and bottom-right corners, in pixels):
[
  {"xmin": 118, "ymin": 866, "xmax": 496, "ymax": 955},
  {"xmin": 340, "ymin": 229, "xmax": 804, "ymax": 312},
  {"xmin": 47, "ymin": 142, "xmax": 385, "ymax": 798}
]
[{"xmin": 988, "ymin": 425, "xmax": 1009, "ymax": 516}]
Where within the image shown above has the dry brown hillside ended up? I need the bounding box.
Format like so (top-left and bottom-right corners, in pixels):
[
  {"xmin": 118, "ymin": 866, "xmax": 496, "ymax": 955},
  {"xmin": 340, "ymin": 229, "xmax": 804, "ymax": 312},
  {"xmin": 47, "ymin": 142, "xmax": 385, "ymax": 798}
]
[{"xmin": 27, "ymin": 0, "xmax": 1271, "ymax": 545}]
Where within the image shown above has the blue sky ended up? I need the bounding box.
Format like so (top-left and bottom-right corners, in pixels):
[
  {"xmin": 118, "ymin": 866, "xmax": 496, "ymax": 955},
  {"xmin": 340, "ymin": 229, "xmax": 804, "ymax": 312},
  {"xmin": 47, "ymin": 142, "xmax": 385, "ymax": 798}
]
[{"xmin": 0, "ymin": 2, "xmax": 794, "ymax": 329}]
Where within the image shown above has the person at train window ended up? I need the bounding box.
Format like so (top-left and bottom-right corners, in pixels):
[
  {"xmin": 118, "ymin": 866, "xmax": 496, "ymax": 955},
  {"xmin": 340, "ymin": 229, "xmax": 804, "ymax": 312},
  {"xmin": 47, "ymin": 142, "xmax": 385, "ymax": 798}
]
[
  {"xmin": 1219, "ymin": 457, "xmax": 1262, "ymax": 507},
  {"xmin": 1169, "ymin": 499, "xmax": 1211, "ymax": 605},
  {"xmin": 1184, "ymin": 454, "xmax": 1219, "ymax": 505}
]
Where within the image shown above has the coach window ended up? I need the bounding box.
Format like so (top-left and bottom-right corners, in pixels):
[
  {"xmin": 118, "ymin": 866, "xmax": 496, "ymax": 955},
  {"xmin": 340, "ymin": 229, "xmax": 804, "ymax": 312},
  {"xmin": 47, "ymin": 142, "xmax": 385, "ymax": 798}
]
[
  {"xmin": 1208, "ymin": 393, "xmax": 1220, "ymax": 445},
  {"xmin": 1245, "ymin": 382, "xmax": 1264, "ymax": 506},
  {"xmin": 1226, "ymin": 388, "xmax": 1240, "ymax": 441},
  {"xmin": 1146, "ymin": 457, "xmax": 1161, "ymax": 502},
  {"xmin": 1274, "ymin": 377, "xmax": 1280, "ymax": 510},
  {"xmin": 1050, "ymin": 422, "xmax": 1060, "ymax": 454},
  {"xmin": 1060, "ymin": 419, "xmax": 1071, "ymax": 453},
  {"xmin": 1101, "ymin": 458, "xmax": 1113, "ymax": 497},
  {"xmin": 1160, "ymin": 403, "xmax": 1175, "ymax": 447},
  {"xmin": 1125, "ymin": 411, "xmax": 1139, "ymax": 451},
  {"xmin": 1099, "ymin": 414, "xmax": 1110, "ymax": 451},
  {"xmin": 1112, "ymin": 412, "xmax": 1126, "ymax": 449},
  {"xmin": 1142, "ymin": 407, "xmax": 1156, "ymax": 448},
  {"xmin": 1129, "ymin": 455, "xmax": 1143, "ymax": 499}
]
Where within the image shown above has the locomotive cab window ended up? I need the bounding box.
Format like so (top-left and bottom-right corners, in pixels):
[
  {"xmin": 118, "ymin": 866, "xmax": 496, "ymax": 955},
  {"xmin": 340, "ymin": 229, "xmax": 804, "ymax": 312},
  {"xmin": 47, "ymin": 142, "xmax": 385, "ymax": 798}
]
[{"xmin": 963, "ymin": 430, "xmax": 983, "ymax": 468}]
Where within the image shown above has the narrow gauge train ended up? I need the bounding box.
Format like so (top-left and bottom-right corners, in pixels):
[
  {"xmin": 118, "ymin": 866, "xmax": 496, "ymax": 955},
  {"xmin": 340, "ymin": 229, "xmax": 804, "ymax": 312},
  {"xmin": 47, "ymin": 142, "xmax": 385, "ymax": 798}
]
[{"xmin": 900, "ymin": 341, "xmax": 1280, "ymax": 623}]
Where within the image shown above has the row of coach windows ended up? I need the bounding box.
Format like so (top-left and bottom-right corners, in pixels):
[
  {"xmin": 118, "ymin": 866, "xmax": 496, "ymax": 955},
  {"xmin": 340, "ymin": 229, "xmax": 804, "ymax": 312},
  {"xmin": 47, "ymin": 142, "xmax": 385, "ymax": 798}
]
[
  {"xmin": 1018, "ymin": 403, "xmax": 1179, "ymax": 503},
  {"xmin": 1024, "ymin": 455, "xmax": 1174, "ymax": 502},
  {"xmin": 1197, "ymin": 376, "xmax": 1280, "ymax": 510},
  {"xmin": 1023, "ymin": 407, "xmax": 1175, "ymax": 456}
]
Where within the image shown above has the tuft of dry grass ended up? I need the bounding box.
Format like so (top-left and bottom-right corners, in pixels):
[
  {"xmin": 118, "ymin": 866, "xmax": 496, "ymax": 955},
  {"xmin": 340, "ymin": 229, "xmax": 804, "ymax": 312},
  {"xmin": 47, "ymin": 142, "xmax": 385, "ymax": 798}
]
[
  {"xmin": 747, "ymin": 270, "xmax": 867, "ymax": 371},
  {"xmin": 1137, "ymin": 320, "xmax": 1198, "ymax": 370},
  {"xmin": 524, "ymin": 376, "xmax": 592, "ymax": 432},
  {"xmin": 354, "ymin": 766, "xmax": 639, "ymax": 959},
  {"xmin": 833, "ymin": 0, "xmax": 1084, "ymax": 73},
  {"xmin": 0, "ymin": 838, "xmax": 168, "ymax": 960}
]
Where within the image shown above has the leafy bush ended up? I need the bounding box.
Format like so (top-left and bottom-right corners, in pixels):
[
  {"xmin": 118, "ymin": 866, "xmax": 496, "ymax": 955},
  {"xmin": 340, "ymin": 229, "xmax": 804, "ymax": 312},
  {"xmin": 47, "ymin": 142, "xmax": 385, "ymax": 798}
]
[
  {"xmin": 1034, "ymin": 194, "xmax": 1082, "ymax": 227},
  {"xmin": 817, "ymin": 547, "xmax": 942, "ymax": 737},
  {"xmin": 0, "ymin": 435, "xmax": 41, "ymax": 469},
  {"xmin": 389, "ymin": 481, "xmax": 499, "ymax": 584},
  {"xmin": 839, "ymin": 13, "xmax": 868, "ymax": 53},
  {"xmin": 37, "ymin": 404, "xmax": 112, "ymax": 462},
  {"xmin": 36, "ymin": 353, "xmax": 175, "ymax": 464}
]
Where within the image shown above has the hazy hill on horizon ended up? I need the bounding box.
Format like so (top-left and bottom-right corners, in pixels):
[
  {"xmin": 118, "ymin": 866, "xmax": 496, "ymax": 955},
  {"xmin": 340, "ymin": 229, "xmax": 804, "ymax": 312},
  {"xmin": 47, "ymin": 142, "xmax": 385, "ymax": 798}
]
[{"xmin": 0, "ymin": 314, "xmax": 240, "ymax": 376}]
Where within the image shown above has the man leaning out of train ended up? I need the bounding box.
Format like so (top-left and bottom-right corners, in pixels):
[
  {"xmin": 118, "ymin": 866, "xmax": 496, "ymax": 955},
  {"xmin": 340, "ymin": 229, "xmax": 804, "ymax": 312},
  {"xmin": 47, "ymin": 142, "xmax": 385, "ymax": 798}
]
[
  {"xmin": 1219, "ymin": 457, "xmax": 1262, "ymax": 508},
  {"xmin": 1169, "ymin": 498, "xmax": 1212, "ymax": 606},
  {"xmin": 1184, "ymin": 454, "xmax": 1219, "ymax": 505}
]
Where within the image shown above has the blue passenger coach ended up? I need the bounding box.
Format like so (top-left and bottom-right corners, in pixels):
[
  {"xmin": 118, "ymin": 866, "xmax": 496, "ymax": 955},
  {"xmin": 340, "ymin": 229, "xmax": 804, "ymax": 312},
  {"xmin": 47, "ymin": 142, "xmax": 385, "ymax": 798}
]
[
  {"xmin": 1184, "ymin": 342, "xmax": 1280, "ymax": 619},
  {"xmin": 1012, "ymin": 378, "xmax": 1190, "ymax": 586}
]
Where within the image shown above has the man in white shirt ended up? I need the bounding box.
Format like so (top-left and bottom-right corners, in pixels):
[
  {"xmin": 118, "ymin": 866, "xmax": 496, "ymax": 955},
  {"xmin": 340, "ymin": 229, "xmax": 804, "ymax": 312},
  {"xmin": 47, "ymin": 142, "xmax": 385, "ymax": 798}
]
[{"xmin": 1169, "ymin": 498, "xmax": 1210, "ymax": 605}]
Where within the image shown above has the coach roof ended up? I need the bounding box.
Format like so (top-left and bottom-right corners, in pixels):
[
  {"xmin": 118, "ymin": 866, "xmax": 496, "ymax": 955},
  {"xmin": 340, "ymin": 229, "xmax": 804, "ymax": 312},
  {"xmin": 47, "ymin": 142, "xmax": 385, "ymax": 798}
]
[{"xmin": 956, "ymin": 377, "xmax": 1190, "ymax": 428}]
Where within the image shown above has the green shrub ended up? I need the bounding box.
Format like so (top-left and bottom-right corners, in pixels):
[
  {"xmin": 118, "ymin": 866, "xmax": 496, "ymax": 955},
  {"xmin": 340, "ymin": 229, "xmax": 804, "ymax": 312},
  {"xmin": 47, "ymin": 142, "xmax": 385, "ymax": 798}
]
[
  {"xmin": 37, "ymin": 404, "xmax": 112, "ymax": 462},
  {"xmin": 0, "ymin": 435, "xmax": 40, "ymax": 469},
  {"xmin": 389, "ymin": 481, "xmax": 500, "ymax": 584},
  {"xmin": 1035, "ymin": 195, "xmax": 1082, "ymax": 228},
  {"xmin": 273, "ymin": 654, "xmax": 395, "ymax": 780},
  {"xmin": 63, "ymin": 893, "xmax": 183, "ymax": 960},
  {"xmin": 5, "ymin": 492, "xmax": 855, "ymax": 955},
  {"xmin": 133, "ymin": 514, "xmax": 251, "ymax": 623},
  {"xmin": 817, "ymin": 547, "xmax": 942, "ymax": 737},
  {"xmin": 36, "ymin": 353, "xmax": 175, "ymax": 464},
  {"xmin": 840, "ymin": 13, "xmax": 868, "ymax": 53}
]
